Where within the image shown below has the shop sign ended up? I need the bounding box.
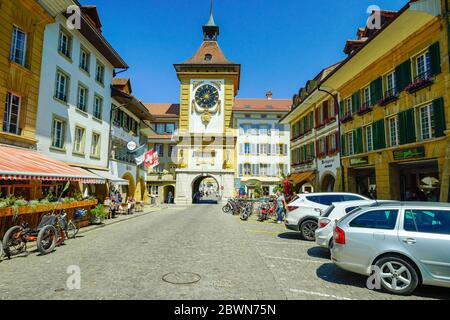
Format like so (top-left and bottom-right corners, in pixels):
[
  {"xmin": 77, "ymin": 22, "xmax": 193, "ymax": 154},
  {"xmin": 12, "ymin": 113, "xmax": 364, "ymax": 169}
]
[
  {"xmin": 393, "ymin": 146, "xmax": 425, "ymax": 161},
  {"xmin": 350, "ymin": 157, "xmax": 369, "ymax": 166}
]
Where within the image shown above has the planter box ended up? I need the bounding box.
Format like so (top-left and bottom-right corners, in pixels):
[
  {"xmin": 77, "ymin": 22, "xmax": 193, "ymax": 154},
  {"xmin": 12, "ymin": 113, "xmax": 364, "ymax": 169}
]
[{"xmin": 0, "ymin": 199, "xmax": 97, "ymax": 218}]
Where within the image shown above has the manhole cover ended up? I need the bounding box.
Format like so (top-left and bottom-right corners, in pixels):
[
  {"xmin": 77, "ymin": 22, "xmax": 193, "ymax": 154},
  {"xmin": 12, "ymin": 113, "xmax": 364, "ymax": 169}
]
[{"xmin": 162, "ymin": 272, "xmax": 201, "ymax": 285}]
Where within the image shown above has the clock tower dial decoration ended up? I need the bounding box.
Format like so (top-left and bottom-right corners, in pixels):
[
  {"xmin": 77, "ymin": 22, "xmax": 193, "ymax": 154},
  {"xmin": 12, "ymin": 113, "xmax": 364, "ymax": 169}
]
[{"xmin": 192, "ymin": 82, "xmax": 222, "ymax": 125}]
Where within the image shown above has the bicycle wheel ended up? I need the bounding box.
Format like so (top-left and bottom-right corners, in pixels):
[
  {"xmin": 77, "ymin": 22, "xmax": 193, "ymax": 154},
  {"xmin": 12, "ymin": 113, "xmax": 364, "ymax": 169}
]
[
  {"xmin": 2, "ymin": 226, "xmax": 26, "ymax": 258},
  {"xmin": 37, "ymin": 225, "xmax": 57, "ymax": 255},
  {"xmin": 65, "ymin": 220, "xmax": 79, "ymax": 240}
]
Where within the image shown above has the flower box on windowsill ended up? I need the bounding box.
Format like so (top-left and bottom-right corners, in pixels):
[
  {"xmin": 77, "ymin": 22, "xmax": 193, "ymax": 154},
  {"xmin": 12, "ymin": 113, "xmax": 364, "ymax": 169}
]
[
  {"xmin": 340, "ymin": 114, "xmax": 353, "ymax": 124},
  {"xmin": 314, "ymin": 123, "xmax": 325, "ymax": 130},
  {"xmin": 405, "ymin": 74, "xmax": 434, "ymax": 94},
  {"xmin": 379, "ymin": 92, "xmax": 399, "ymax": 107},
  {"xmin": 357, "ymin": 105, "xmax": 373, "ymax": 116}
]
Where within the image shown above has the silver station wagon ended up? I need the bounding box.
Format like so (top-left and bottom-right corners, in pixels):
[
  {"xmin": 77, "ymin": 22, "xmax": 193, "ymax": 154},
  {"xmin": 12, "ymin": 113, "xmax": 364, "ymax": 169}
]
[{"xmin": 331, "ymin": 202, "xmax": 450, "ymax": 295}]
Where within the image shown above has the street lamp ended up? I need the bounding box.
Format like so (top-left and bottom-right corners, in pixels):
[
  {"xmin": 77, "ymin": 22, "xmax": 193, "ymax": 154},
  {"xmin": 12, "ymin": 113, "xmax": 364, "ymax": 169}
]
[{"xmin": 317, "ymin": 86, "xmax": 345, "ymax": 192}]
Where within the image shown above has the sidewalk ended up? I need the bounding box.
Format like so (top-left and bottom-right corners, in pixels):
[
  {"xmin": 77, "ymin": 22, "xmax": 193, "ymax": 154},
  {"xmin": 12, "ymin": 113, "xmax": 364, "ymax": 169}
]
[{"xmin": 23, "ymin": 205, "xmax": 164, "ymax": 252}]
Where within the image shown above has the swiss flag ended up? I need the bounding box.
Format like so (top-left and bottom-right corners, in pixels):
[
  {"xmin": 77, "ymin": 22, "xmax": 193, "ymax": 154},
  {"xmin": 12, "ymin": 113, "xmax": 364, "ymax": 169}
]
[{"xmin": 144, "ymin": 150, "xmax": 159, "ymax": 168}]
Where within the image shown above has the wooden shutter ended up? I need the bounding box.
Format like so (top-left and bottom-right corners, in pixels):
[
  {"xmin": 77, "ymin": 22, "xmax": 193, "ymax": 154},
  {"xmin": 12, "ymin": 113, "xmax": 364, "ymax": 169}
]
[
  {"xmin": 370, "ymin": 77, "xmax": 383, "ymax": 105},
  {"xmin": 239, "ymin": 164, "xmax": 243, "ymax": 176},
  {"xmin": 356, "ymin": 128, "xmax": 363, "ymax": 153},
  {"xmin": 396, "ymin": 60, "xmax": 412, "ymax": 91},
  {"xmin": 373, "ymin": 120, "xmax": 386, "ymax": 150},
  {"xmin": 352, "ymin": 91, "xmax": 360, "ymax": 113},
  {"xmin": 339, "ymin": 101, "xmax": 345, "ymax": 118},
  {"xmin": 399, "ymin": 108, "xmax": 417, "ymax": 145},
  {"xmin": 340, "ymin": 134, "xmax": 346, "ymax": 156},
  {"xmin": 284, "ymin": 144, "xmax": 288, "ymax": 155},
  {"xmin": 433, "ymin": 97, "xmax": 446, "ymax": 137},
  {"xmin": 429, "ymin": 42, "xmax": 441, "ymax": 76},
  {"xmin": 315, "ymin": 108, "xmax": 320, "ymax": 127}
]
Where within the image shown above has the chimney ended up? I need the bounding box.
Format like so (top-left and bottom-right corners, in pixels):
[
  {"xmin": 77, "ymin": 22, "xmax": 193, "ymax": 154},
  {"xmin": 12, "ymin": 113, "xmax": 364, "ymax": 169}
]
[{"xmin": 266, "ymin": 91, "xmax": 273, "ymax": 100}]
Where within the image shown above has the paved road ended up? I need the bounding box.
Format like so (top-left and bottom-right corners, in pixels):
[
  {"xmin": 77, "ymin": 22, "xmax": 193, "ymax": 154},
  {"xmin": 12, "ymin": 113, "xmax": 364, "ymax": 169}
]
[{"xmin": 0, "ymin": 204, "xmax": 449, "ymax": 300}]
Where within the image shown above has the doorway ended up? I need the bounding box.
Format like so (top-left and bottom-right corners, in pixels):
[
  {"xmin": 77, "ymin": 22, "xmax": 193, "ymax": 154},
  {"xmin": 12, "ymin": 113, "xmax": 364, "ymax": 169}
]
[{"xmin": 192, "ymin": 175, "xmax": 219, "ymax": 204}]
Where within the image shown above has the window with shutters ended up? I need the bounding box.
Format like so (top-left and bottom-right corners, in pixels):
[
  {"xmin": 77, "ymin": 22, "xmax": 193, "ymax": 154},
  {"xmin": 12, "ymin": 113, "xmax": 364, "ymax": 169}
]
[
  {"xmin": 385, "ymin": 71, "xmax": 396, "ymax": 97},
  {"xmin": 419, "ymin": 104, "xmax": 434, "ymax": 140},
  {"xmin": 415, "ymin": 51, "xmax": 431, "ymax": 80},
  {"xmin": 244, "ymin": 163, "xmax": 251, "ymax": 176},
  {"xmin": 388, "ymin": 116, "xmax": 399, "ymax": 147},
  {"xmin": 244, "ymin": 143, "xmax": 250, "ymax": 155},
  {"xmin": 347, "ymin": 132, "xmax": 354, "ymax": 156},
  {"xmin": 362, "ymin": 86, "xmax": 371, "ymax": 108},
  {"xmin": 365, "ymin": 125, "xmax": 373, "ymax": 152},
  {"xmin": 73, "ymin": 126, "xmax": 86, "ymax": 154},
  {"xmin": 345, "ymin": 98, "xmax": 352, "ymax": 116},
  {"xmin": 260, "ymin": 164, "xmax": 269, "ymax": 176}
]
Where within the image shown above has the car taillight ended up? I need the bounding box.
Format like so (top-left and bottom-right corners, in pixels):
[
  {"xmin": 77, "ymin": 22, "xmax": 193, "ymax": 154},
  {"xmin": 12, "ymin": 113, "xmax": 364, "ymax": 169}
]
[
  {"xmin": 287, "ymin": 206, "xmax": 298, "ymax": 212},
  {"xmin": 319, "ymin": 219, "xmax": 330, "ymax": 229},
  {"xmin": 334, "ymin": 226, "xmax": 346, "ymax": 245}
]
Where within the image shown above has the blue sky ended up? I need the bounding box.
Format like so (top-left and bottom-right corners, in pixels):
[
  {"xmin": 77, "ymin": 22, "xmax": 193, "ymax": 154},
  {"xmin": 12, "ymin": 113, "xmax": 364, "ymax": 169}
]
[{"xmin": 93, "ymin": 0, "xmax": 407, "ymax": 103}]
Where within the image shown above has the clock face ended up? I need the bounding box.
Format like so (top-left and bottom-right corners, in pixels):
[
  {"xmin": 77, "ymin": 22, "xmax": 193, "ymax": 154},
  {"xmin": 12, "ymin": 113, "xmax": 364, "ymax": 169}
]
[{"xmin": 195, "ymin": 84, "xmax": 219, "ymax": 109}]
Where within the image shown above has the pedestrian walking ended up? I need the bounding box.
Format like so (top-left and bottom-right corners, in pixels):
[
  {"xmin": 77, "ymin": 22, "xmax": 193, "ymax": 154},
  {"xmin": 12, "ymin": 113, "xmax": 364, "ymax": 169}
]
[{"xmin": 276, "ymin": 191, "xmax": 286, "ymax": 224}]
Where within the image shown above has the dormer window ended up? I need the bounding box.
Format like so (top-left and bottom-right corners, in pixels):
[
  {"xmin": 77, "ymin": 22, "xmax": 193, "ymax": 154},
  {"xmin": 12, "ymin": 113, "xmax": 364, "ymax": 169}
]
[{"xmin": 205, "ymin": 54, "xmax": 212, "ymax": 61}]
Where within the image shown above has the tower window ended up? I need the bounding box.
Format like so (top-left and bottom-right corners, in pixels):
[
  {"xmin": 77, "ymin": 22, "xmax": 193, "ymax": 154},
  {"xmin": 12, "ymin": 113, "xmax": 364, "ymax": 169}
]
[{"xmin": 205, "ymin": 54, "xmax": 212, "ymax": 61}]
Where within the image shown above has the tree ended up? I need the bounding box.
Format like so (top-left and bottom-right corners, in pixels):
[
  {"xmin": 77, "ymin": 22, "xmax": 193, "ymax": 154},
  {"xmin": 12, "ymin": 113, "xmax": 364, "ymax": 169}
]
[{"xmin": 254, "ymin": 182, "xmax": 263, "ymax": 199}]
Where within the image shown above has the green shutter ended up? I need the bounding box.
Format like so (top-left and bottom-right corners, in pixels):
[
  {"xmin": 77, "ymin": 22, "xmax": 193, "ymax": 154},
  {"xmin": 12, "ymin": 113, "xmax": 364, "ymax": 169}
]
[
  {"xmin": 429, "ymin": 42, "xmax": 441, "ymax": 76},
  {"xmin": 433, "ymin": 97, "xmax": 446, "ymax": 137},
  {"xmin": 398, "ymin": 110, "xmax": 408, "ymax": 145},
  {"xmin": 352, "ymin": 91, "xmax": 360, "ymax": 112},
  {"xmin": 339, "ymin": 101, "xmax": 345, "ymax": 118},
  {"xmin": 396, "ymin": 60, "xmax": 412, "ymax": 91},
  {"xmin": 370, "ymin": 77, "xmax": 383, "ymax": 105},
  {"xmin": 340, "ymin": 134, "xmax": 346, "ymax": 156},
  {"xmin": 356, "ymin": 127, "xmax": 363, "ymax": 153},
  {"xmin": 373, "ymin": 120, "xmax": 386, "ymax": 150},
  {"xmin": 406, "ymin": 108, "xmax": 416, "ymax": 143}
]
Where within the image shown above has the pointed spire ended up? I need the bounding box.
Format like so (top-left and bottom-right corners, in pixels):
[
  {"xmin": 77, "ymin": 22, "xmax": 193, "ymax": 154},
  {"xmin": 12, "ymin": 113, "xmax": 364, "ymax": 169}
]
[
  {"xmin": 206, "ymin": 0, "xmax": 216, "ymax": 26},
  {"xmin": 203, "ymin": 0, "xmax": 219, "ymax": 40}
]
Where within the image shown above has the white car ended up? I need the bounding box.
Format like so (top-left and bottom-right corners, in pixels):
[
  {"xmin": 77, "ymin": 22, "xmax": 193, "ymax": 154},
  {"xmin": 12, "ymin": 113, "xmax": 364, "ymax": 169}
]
[
  {"xmin": 285, "ymin": 192, "xmax": 370, "ymax": 241},
  {"xmin": 315, "ymin": 200, "xmax": 379, "ymax": 249}
]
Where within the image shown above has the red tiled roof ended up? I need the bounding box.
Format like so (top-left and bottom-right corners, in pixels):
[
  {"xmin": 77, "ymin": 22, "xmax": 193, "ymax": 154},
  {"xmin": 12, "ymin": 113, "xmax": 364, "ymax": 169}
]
[
  {"xmin": 233, "ymin": 99, "xmax": 291, "ymax": 112},
  {"xmin": 145, "ymin": 104, "xmax": 180, "ymax": 118},
  {"xmin": 181, "ymin": 41, "xmax": 235, "ymax": 65}
]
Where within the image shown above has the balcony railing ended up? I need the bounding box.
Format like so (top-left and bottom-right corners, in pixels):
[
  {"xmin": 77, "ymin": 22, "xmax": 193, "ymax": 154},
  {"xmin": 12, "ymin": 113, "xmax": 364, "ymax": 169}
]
[
  {"xmin": 406, "ymin": 71, "xmax": 434, "ymax": 94},
  {"xmin": 379, "ymin": 88, "xmax": 399, "ymax": 106},
  {"xmin": 340, "ymin": 113, "xmax": 353, "ymax": 124},
  {"xmin": 357, "ymin": 103, "xmax": 373, "ymax": 116}
]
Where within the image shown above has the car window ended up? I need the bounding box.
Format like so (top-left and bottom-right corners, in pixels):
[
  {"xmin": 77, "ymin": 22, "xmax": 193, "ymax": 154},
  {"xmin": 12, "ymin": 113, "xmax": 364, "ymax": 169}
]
[
  {"xmin": 350, "ymin": 210, "xmax": 399, "ymax": 230},
  {"xmin": 345, "ymin": 206, "xmax": 358, "ymax": 213},
  {"xmin": 321, "ymin": 205, "xmax": 335, "ymax": 217},
  {"xmin": 343, "ymin": 195, "xmax": 366, "ymax": 201},
  {"xmin": 318, "ymin": 195, "xmax": 344, "ymax": 206},
  {"xmin": 305, "ymin": 195, "xmax": 321, "ymax": 204},
  {"xmin": 404, "ymin": 209, "xmax": 450, "ymax": 235}
]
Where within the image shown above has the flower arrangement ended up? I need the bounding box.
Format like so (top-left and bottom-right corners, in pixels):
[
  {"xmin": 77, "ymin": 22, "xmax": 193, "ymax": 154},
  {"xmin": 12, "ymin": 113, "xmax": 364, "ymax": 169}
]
[{"xmin": 405, "ymin": 73, "xmax": 433, "ymax": 94}]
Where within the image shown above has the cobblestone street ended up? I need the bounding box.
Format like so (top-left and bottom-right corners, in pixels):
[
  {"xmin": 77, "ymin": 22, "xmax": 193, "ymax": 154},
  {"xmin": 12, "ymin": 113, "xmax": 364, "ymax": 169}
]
[{"xmin": 1, "ymin": 205, "xmax": 449, "ymax": 300}]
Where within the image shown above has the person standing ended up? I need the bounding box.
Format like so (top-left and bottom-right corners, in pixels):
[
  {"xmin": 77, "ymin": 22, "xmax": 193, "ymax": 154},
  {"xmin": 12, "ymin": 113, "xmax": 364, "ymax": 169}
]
[
  {"xmin": 168, "ymin": 191, "xmax": 174, "ymax": 204},
  {"xmin": 276, "ymin": 191, "xmax": 286, "ymax": 224}
]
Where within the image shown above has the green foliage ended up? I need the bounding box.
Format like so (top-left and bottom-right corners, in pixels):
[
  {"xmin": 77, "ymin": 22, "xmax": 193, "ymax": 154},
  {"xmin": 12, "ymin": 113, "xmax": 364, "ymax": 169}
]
[
  {"xmin": 14, "ymin": 199, "xmax": 28, "ymax": 207},
  {"xmin": 254, "ymin": 182, "xmax": 263, "ymax": 199},
  {"xmin": 91, "ymin": 204, "xmax": 107, "ymax": 222}
]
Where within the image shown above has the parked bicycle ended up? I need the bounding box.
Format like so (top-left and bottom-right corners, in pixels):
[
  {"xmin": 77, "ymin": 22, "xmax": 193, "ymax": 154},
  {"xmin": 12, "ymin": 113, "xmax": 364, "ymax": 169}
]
[
  {"xmin": 2, "ymin": 210, "xmax": 68, "ymax": 257},
  {"xmin": 239, "ymin": 201, "xmax": 254, "ymax": 221},
  {"xmin": 65, "ymin": 208, "xmax": 88, "ymax": 239}
]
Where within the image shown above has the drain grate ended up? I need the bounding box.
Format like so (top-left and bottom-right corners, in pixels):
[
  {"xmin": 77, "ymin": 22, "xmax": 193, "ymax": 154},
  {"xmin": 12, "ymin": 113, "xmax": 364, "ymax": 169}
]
[{"xmin": 162, "ymin": 272, "xmax": 201, "ymax": 285}]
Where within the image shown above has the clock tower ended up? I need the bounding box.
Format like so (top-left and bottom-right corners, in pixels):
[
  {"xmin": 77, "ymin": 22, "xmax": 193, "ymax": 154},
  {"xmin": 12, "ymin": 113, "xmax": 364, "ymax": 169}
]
[{"xmin": 173, "ymin": 1, "xmax": 241, "ymax": 204}]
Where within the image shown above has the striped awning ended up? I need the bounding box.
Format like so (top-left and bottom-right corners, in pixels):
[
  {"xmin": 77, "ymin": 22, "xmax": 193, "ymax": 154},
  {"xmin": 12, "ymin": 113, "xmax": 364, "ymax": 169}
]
[{"xmin": 0, "ymin": 145, "xmax": 106, "ymax": 184}]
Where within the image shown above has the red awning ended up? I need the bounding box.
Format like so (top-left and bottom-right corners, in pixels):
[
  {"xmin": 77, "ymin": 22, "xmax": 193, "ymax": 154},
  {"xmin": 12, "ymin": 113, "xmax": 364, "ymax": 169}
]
[{"xmin": 0, "ymin": 145, "xmax": 105, "ymax": 184}]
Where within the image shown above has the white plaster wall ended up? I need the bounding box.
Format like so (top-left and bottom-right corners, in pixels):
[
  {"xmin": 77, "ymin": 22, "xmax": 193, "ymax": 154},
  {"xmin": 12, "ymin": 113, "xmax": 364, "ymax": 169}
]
[{"xmin": 36, "ymin": 16, "xmax": 114, "ymax": 169}]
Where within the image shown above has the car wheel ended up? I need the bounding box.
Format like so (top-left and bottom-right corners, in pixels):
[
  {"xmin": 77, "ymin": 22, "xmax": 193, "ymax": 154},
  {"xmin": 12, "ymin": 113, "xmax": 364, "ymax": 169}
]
[
  {"xmin": 300, "ymin": 220, "xmax": 317, "ymax": 241},
  {"xmin": 375, "ymin": 256, "xmax": 419, "ymax": 296}
]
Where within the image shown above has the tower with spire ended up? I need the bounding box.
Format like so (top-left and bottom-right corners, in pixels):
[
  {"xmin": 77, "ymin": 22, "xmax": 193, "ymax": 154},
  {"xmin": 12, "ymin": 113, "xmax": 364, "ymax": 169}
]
[{"xmin": 203, "ymin": 0, "xmax": 219, "ymax": 41}]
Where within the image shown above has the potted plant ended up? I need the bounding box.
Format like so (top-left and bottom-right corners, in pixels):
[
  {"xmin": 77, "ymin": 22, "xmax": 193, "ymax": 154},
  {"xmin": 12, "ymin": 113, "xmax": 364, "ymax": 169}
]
[{"xmin": 90, "ymin": 204, "xmax": 107, "ymax": 225}]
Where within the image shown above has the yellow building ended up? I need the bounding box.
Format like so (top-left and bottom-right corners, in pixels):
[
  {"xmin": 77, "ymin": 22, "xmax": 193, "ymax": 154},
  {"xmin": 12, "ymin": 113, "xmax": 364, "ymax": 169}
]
[
  {"xmin": 319, "ymin": 1, "xmax": 450, "ymax": 201},
  {"xmin": 0, "ymin": 0, "xmax": 52, "ymax": 148}
]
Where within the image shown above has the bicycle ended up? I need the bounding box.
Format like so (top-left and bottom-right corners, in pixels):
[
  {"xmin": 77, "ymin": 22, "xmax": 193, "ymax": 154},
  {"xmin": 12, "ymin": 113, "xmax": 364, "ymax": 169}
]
[{"xmin": 65, "ymin": 208, "xmax": 88, "ymax": 240}]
